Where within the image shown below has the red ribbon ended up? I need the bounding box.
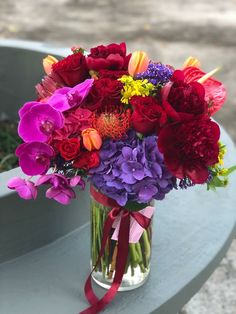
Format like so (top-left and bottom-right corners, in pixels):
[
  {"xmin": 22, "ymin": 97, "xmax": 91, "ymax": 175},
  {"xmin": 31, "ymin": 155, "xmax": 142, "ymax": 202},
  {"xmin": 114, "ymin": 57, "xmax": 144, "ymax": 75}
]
[{"xmin": 79, "ymin": 186, "xmax": 151, "ymax": 314}]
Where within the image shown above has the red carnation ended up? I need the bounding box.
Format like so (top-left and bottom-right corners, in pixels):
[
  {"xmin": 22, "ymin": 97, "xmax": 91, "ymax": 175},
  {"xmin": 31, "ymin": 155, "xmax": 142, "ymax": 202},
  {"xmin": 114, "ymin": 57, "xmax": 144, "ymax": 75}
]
[
  {"xmin": 74, "ymin": 151, "xmax": 100, "ymax": 170},
  {"xmin": 52, "ymin": 53, "xmax": 89, "ymax": 87},
  {"xmin": 130, "ymin": 96, "xmax": 167, "ymax": 135},
  {"xmin": 82, "ymin": 78, "xmax": 123, "ymax": 112},
  {"xmin": 158, "ymin": 117, "xmax": 220, "ymax": 184},
  {"xmin": 164, "ymin": 70, "xmax": 207, "ymax": 121},
  {"xmin": 86, "ymin": 42, "xmax": 131, "ymax": 72},
  {"xmin": 58, "ymin": 138, "xmax": 81, "ymax": 161}
]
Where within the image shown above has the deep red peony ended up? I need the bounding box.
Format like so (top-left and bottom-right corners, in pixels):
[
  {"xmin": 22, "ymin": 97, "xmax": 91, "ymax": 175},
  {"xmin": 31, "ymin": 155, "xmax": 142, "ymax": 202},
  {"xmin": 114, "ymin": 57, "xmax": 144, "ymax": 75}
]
[
  {"xmin": 86, "ymin": 42, "xmax": 131, "ymax": 71},
  {"xmin": 82, "ymin": 78, "xmax": 123, "ymax": 112},
  {"xmin": 130, "ymin": 96, "xmax": 167, "ymax": 135},
  {"xmin": 73, "ymin": 151, "xmax": 100, "ymax": 170},
  {"xmin": 183, "ymin": 66, "xmax": 227, "ymax": 116},
  {"xmin": 58, "ymin": 138, "xmax": 81, "ymax": 161},
  {"xmin": 164, "ymin": 70, "xmax": 207, "ymax": 121},
  {"xmin": 158, "ymin": 117, "xmax": 220, "ymax": 184},
  {"xmin": 52, "ymin": 53, "xmax": 89, "ymax": 87}
]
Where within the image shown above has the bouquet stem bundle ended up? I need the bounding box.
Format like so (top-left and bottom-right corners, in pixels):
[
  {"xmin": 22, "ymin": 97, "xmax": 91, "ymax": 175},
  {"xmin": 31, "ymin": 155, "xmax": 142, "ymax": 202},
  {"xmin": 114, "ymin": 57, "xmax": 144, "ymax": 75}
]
[{"xmin": 91, "ymin": 196, "xmax": 152, "ymax": 289}]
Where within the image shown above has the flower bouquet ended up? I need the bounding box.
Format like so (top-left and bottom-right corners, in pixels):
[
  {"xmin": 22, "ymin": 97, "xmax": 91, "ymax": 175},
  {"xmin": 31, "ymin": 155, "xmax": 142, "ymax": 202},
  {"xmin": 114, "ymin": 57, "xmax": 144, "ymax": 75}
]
[{"xmin": 8, "ymin": 42, "xmax": 235, "ymax": 314}]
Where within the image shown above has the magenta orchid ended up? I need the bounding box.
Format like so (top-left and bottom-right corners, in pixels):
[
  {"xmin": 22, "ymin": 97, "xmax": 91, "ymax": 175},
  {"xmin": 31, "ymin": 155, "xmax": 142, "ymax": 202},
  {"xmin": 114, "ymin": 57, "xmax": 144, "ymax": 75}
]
[
  {"xmin": 36, "ymin": 173, "xmax": 85, "ymax": 205},
  {"xmin": 7, "ymin": 177, "xmax": 38, "ymax": 200},
  {"xmin": 16, "ymin": 142, "xmax": 54, "ymax": 176},
  {"xmin": 47, "ymin": 78, "xmax": 94, "ymax": 112},
  {"xmin": 18, "ymin": 103, "xmax": 64, "ymax": 142}
]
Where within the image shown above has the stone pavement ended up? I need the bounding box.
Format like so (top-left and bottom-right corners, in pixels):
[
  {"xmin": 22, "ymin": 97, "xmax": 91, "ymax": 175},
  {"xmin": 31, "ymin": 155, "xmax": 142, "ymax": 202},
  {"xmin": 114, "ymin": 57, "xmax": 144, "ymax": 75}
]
[{"xmin": 0, "ymin": 0, "xmax": 235, "ymax": 313}]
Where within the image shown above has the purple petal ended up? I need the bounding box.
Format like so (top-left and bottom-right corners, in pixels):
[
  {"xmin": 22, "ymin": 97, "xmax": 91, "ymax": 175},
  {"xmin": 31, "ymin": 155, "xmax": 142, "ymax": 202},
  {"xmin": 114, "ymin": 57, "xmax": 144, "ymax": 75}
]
[
  {"xmin": 120, "ymin": 173, "xmax": 137, "ymax": 184},
  {"xmin": 139, "ymin": 185, "xmax": 158, "ymax": 202},
  {"xmin": 18, "ymin": 101, "xmax": 39, "ymax": 118},
  {"xmin": 17, "ymin": 142, "xmax": 54, "ymax": 176},
  {"xmin": 48, "ymin": 79, "xmax": 94, "ymax": 112},
  {"xmin": 8, "ymin": 177, "xmax": 37, "ymax": 200},
  {"xmin": 122, "ymin": 147, "xmax": 133, "ymax": 160},
  {"xmin": 18, "ymin": 104, "xmax": 64, "ymax": 142},
  {"xmin": 133, "ymin": 168, "xmax": 144, "ymax": 180},
  {"xmin": 46, "ymin": 187, "xmax": 75, "ymax": 205},
  {"xmin": 69, "ymin": 176, "xmax": 85, "ymax": 189},
  {"xmin": 7, "ymin": 177, "xmax": 25, "ymax": 189}
]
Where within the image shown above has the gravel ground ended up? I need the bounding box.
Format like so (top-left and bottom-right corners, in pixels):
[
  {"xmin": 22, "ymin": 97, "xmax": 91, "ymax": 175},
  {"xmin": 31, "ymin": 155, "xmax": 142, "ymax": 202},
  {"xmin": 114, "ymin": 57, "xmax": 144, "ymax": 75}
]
[{"xmin": 0, "ymin": 1, "xmax": 235, "ymax": 313}]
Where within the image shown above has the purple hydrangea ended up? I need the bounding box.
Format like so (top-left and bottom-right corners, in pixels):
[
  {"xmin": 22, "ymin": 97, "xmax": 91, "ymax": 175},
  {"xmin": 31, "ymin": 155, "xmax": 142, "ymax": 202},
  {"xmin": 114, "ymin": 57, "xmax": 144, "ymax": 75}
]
[
  {"xmin": 90, "ymin": 131, "xmax": 175, "ymax": 206},
  {"xmin": 136, "ymin": 62, "xmax": 174, "ymax": 86}
]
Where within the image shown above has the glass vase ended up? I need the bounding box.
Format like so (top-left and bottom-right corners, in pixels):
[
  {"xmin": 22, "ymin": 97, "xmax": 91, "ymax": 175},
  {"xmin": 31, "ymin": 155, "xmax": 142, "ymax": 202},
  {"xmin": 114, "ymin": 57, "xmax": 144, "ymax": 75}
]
[{"xmin": 90, "ymin": 186, "xmax": 153, "ymax": 291}]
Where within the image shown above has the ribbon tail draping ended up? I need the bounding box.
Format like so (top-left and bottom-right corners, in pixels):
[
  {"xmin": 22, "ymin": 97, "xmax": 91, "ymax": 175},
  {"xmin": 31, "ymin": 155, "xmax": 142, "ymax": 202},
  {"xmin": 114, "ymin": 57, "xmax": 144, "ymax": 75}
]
[
  {"xmin": 80, "ymin": 186, "xmax": 152, "ymax": 314},
  {"xmin": 80, "ymin": 210, "xmax": 130, "ymax": 314},
  {"xmin": 131, "ymin": 211, "xmax": 152, "ymax": 229},
  {"xmin": 82, "ymin": 207, "xmax": 121, "ymax": 307}
]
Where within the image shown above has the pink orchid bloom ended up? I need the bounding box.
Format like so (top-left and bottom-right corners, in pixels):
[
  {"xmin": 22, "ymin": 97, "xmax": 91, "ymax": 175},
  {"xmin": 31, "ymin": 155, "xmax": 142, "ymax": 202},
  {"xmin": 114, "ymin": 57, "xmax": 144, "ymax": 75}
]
[{"xmin": 7, "ymin": 177, "xmax": 38, "ymax": 200}]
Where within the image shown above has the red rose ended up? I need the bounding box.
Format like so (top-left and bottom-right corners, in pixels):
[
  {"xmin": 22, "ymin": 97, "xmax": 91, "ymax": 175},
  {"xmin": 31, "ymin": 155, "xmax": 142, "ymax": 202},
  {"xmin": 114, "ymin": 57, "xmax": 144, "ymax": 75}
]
[
  {"xmin": 183, "ymin": 66, "xmax": 227, "ymax": 116},
  {"xmin": 52, "ymin": 53, "xmax": 89, "ymax": 87},
  {"xmin": 74, "ymin": 151, "xmax": 100, "ymax": 170},
  {"xmin": 86, "ymin": 42, "xmax": 131, "ymax": 72},
  {"xmin": 82, "ymin": 78, "xmax": 123, "ymax": 112},
  {"xmin": 58, "ymin": 138, "xmax": 81, "ymax": 161},
  {"xmin": 158, "ymin": 117, "xmax": 220, "ymax": 184},
  {"xmin": 130, "ymin": 96, "xmax": 167, "ymax": 135},
  {"xmin": 165, "ymin": 70, "xmax": 207, "ymax": 121}
]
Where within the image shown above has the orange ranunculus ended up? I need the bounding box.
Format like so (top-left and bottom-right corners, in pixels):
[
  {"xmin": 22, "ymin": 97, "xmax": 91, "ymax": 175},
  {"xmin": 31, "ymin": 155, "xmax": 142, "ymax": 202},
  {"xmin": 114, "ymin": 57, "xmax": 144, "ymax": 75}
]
[
  {"xmin": 128, "ymin": 51, "xmax": 149, "ymax": 77},
  {"xmin": 81, "ymin": 128, "xmax": 102, "ymax": 151},
  {"xmin": 43, "ymin": 55, "xmax": 58, "ymax": 75}
]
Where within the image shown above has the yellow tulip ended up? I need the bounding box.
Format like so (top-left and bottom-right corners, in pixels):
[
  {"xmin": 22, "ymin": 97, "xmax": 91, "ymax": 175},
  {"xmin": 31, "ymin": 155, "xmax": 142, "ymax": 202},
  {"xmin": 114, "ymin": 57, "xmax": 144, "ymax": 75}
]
[
  {"xmin": 128, "ymin": 51, "xmax": 149, "ymax": 77},
  {"xmin": 43, "ymin": 55, "xmax": 58, "ymax": 75},
  {"xmin": 81, "ymin": 128, "xmax": 102, "ymax": 151}
]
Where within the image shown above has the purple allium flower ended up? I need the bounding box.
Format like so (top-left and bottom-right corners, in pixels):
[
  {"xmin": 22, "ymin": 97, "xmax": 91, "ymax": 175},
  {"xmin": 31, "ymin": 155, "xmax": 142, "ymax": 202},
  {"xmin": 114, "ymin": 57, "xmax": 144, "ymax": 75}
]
[
  {"xmin": 18, "ymin": 103, "xmax": 64, "ymax": 143},
  {"xmin": 90, "ymin": 131, "xmax": 175, "ymax": 206},
  {"xmin": 136, "ymin": 62, "xmax": 174, "ymax": 86},
  {"xmin": 36, "ymin": 173, "xmax": 85, "ymax": 205},
  {"xmin": 7, "ymin": 177, "xmax": 37, "ymax": 200},
  {"xmin": 16, "ymin": 142, "xmax": 54, "ymax": 176},
  {"xmin": 47, "ymin": 79, "xmax": 94, "ymax": 112}
]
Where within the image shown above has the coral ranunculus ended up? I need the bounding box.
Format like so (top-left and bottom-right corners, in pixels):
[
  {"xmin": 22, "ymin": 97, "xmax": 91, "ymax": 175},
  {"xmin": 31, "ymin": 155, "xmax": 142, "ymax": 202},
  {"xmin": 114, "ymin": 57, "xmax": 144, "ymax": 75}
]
[
  {"xmin": 52, "ymin": 52, "xmax": 89, "ymax": 87},
  {"xmin": 158, "ymin": 117, "xmax": 220, "ymax": 184},
  {"xmin": 86, "ymin": 42, "xmax": 131, "ymax": 72},
  {"xmin": 183, "ymin": 66, "xmax": 227, "ymax": 115},
  {"xmin": 130, "ymin": 96, "xmax": 167, "ymax": 135}
]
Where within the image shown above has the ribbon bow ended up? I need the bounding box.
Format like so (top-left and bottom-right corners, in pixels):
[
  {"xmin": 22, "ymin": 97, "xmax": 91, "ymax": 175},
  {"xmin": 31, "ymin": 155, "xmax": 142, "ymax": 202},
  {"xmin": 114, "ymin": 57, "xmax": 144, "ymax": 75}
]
[{"xmin": 80, "ymin": 186, "xmax": 152, "ymax": 314}]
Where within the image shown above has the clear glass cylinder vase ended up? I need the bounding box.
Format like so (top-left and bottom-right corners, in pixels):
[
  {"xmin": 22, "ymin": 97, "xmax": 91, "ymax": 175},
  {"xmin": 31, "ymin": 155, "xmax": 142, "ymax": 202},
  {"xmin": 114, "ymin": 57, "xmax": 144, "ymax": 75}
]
[{"xmin": 90, "ymin": 186, "xmax": 153, "ymax": 291}]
